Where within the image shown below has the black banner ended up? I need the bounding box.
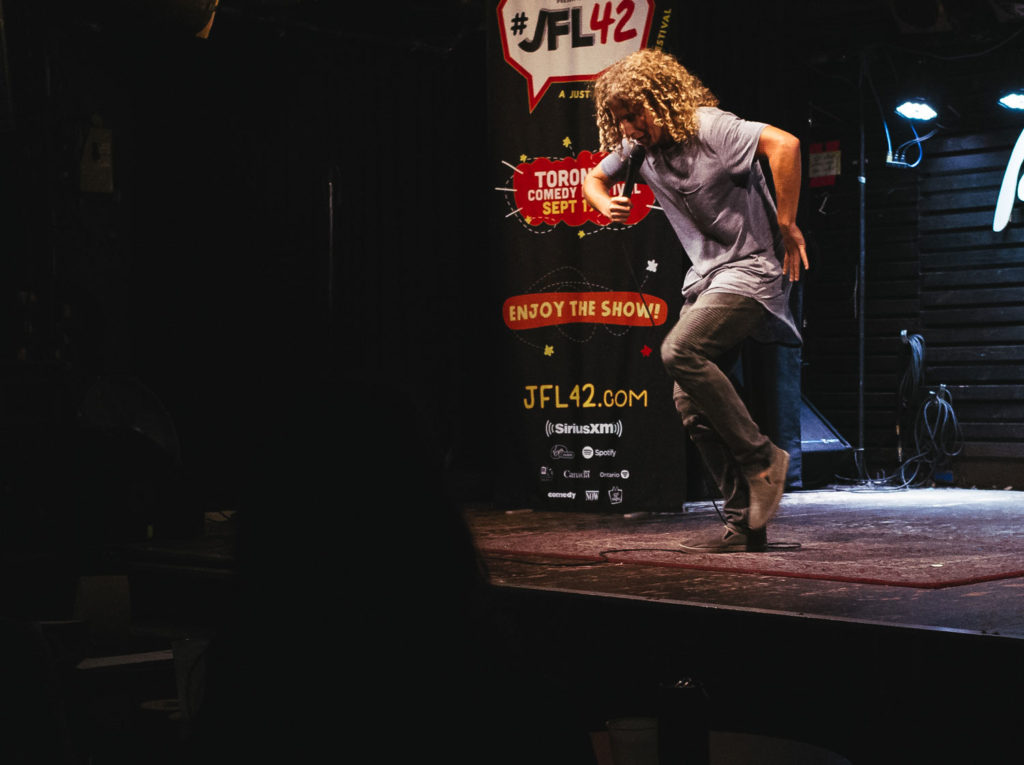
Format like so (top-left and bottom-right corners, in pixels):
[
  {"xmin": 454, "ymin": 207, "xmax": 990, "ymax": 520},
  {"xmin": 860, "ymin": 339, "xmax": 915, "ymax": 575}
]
[{"xmin": 488, "ymin": 1, "xmax": 688, "ymax": 513}]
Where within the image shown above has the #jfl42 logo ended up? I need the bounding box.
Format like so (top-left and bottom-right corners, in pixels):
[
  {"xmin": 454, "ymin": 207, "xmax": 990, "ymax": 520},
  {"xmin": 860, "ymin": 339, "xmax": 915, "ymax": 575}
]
[{"xmin": 497, "ymin": 0, "xmax": 654, "ymax": 111}]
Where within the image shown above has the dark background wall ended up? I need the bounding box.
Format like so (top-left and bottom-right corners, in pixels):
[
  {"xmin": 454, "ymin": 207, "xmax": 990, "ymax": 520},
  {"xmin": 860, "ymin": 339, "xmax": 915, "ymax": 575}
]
[
  {"xmin": 796, "ymin": 1, "xmax": 1024, "ymax": 488},
  {"xmin": 1, "ymin": 0, "xmax": 1024, "ymax": 539},
  {"xmin": 0, "ymin": 0, "xmax": 493, "ymax": 529}
]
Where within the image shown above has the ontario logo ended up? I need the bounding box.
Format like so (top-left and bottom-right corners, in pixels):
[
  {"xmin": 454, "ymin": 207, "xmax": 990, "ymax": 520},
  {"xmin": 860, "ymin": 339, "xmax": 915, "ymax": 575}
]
[{"xmin": 496, "ymin": 0, "xmax": 654, "ymax": 112}]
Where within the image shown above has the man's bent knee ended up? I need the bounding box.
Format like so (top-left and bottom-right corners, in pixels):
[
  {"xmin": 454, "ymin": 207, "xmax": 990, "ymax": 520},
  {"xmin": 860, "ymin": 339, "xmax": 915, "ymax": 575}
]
[{"xmin": 661, "ymin": 334, "xmax": 705, "ymax": 377}]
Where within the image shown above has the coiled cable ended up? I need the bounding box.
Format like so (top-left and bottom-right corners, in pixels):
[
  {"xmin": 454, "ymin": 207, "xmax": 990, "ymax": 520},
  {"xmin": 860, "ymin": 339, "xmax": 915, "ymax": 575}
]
[{"xmin": 837, "ymin": 332, "xmax": 964, "ymax": 490}]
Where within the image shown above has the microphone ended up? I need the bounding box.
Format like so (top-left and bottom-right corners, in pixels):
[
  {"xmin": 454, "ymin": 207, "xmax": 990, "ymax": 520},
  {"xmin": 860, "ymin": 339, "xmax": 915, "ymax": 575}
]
[
  {"xmin": 621, "ymin": 142, "xmax": 646, "ymax": 198},
  {"xmin": 615, "ymin": 141, "xmax": 655, "ymax": 329}
]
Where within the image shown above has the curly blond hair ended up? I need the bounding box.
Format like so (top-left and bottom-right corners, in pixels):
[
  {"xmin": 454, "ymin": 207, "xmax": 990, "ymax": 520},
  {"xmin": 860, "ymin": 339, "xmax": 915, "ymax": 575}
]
[{"xmin": 593, "ymin": 48, "xmax": 718, "ymax": 153}]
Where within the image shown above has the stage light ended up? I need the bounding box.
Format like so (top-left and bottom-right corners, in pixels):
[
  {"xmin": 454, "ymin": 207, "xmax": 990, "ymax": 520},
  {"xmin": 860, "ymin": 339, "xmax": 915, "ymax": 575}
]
[
  {"xmin": 999, "ymin": 92, "xmax": 1024, "ymax": 111},
  {"xmin": 895, "ymin": 99, "xmax": 938, "ymax": 121}
]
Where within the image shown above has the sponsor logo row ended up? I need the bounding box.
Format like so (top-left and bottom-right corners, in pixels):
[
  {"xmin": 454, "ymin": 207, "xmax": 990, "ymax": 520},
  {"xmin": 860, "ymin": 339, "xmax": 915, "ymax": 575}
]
[
  {"xmin": 550, "ymin": 443, "xmax": 616, "ymax": 460},
  {"xmin": 546, "ymin": 487, "xmax": 625, "ymax": 505},
  {"xmin": 540, "ymin": 468, "xmax": 630, "ymax": 481}
]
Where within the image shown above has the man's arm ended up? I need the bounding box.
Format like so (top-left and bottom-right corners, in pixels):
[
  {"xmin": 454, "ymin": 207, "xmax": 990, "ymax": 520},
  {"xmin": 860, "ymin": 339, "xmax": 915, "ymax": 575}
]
[
  {"xmin": 584, "ymin": 165, "xmax": 633, "ymax": 223},
  {"xmin": 757, "ymin": 125, "xmax": 809, "ymax": 282}
]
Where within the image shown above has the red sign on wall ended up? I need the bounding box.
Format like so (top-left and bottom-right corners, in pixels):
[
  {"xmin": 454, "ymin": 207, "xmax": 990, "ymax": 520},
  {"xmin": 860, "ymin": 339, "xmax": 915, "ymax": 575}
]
[{"xmin": 808, "ymin": 140, "xmax": 841, "ymax": 187}]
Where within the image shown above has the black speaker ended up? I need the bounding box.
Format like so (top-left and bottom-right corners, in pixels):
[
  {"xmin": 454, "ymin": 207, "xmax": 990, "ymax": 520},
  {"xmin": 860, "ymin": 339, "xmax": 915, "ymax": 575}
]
[{"xmin": 800, "ymin": 396, "xmax": 853, "ymax": 488}]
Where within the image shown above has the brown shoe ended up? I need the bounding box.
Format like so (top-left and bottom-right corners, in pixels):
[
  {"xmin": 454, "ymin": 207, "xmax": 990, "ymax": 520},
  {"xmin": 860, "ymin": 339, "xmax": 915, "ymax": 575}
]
[
  {"xmin": 746, "ymin": 445, "xmax": 789, "ymax": 531},
  {"xmin": 681, "ymin": 524, "xmax": 767, "ymax": 553}
]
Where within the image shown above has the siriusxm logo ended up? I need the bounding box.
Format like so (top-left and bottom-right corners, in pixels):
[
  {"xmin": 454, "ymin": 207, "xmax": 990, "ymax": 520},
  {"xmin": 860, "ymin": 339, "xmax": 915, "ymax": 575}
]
[{"xmin": 546, "ymin": 420, "xmax": 623, "ymax": 437}]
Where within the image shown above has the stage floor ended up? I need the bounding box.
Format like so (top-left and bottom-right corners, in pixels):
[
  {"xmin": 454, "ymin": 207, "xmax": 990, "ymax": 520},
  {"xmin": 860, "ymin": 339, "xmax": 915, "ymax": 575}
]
[{"xmin": 466, "ymin": 486, "xmax": 1024, "ymax": 640}]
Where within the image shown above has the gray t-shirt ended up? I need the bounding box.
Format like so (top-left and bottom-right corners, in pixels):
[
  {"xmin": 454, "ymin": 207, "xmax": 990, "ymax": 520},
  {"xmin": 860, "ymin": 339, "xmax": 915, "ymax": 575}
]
[{"xmin": 600, "ymin": 106, "xmax": 800, "ymax": 345}]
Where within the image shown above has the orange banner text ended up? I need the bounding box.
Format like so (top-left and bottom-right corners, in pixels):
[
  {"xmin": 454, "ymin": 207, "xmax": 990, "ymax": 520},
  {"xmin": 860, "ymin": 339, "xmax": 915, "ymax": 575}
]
[{"xmin": 503, "ymin": 291, "xmax": 667, "ymax": 329}]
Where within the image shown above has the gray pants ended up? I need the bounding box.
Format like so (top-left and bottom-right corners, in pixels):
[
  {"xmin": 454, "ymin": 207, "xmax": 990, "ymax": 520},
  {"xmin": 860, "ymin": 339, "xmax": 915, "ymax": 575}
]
[{"xmin": 660, "ymin": 291, "xmax": 774, "ymax": 530}]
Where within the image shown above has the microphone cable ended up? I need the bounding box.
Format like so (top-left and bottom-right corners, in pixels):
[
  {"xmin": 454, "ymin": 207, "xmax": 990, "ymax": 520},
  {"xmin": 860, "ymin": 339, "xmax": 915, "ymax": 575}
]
[
  {"xmin": 896, "ymin": 330, "xmax": 926, "ymax": 465},
  {"xmin": 617, "ymin": 142, "xmax": 657, "ymax": 328},
  {"xmin": 898, "ymin": 383, "xmax": 964, "ymax": 487},
  {"xmin": 833, "ymin": 331, "xmax": 964, "ymax": 491}
]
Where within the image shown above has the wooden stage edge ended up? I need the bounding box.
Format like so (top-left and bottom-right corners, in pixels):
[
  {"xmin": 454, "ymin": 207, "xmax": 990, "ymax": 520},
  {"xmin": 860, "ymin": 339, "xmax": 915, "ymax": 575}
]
[
  {"xmin": 466, "ymin": 486, "xmax": 1024, "ymax": 641},
  {"xmin": 465, "ymin": 488, "xmax": 1024, "ymax": 762}
]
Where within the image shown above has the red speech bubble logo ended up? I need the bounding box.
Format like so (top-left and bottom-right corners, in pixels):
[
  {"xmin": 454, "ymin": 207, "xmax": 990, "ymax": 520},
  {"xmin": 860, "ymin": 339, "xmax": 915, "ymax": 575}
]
[
  {"xmin": 497, "ymin": 0, "xmax": 654, "ymax": 112},
  {"xmin": 513, "ymin": 151, "xmax": 655, "ymax": 227}
]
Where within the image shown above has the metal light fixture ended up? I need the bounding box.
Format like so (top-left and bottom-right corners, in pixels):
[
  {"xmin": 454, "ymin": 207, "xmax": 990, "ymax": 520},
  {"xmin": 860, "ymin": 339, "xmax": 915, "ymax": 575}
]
[
  {"xmin": 895, "ymin": 99, "xmax": 939, "ymax": 121},
  {"xmin": 999, "ymin": 92, "xmax": 1024, "ymax": 111}
]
